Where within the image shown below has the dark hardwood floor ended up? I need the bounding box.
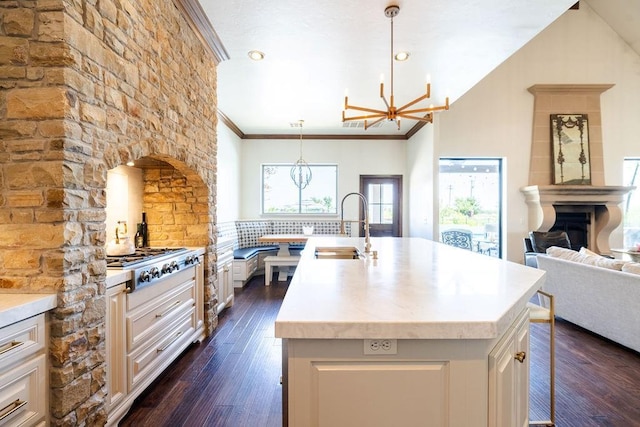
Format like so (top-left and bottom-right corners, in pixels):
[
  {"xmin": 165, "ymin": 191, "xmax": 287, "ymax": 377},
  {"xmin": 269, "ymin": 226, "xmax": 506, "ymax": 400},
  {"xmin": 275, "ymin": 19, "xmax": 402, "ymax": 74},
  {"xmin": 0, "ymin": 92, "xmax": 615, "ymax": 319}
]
[{"xmin": 120, "ymin": 276, "xmax": 640, "ymax": 427}]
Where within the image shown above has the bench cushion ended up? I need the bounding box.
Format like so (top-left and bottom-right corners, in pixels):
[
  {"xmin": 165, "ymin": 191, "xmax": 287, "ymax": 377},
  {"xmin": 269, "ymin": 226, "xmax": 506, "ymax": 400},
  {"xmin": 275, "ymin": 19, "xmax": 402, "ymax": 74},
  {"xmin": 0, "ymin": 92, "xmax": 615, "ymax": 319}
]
[{"xmin": 233, "ymin": 246, "xmax": 278, "ymax": 260}]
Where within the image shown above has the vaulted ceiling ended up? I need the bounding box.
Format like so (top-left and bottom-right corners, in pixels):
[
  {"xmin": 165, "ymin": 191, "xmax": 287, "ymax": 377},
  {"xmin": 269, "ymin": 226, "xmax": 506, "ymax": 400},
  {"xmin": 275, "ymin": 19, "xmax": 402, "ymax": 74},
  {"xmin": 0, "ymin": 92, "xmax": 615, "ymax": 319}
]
[{"xmin": 197, "ymin": 0, "xmax": 640, "ymax": 138}]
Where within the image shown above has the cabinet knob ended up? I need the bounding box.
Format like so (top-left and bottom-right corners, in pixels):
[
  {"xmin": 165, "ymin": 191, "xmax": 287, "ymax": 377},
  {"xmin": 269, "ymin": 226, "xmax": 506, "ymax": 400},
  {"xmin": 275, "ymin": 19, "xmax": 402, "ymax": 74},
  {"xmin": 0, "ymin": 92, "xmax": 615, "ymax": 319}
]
[{"xmin": 514, "ymin": 351, "xmax": 526, "ymax": 363}]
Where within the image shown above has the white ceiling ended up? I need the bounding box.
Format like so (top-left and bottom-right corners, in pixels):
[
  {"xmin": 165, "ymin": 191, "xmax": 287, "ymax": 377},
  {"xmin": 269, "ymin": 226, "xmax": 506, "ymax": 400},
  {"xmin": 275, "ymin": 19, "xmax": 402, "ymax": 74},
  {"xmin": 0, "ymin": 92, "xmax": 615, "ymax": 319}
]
[{"xmin": 199, "ymin": 0, "xmax": 639, "ymax": 137}]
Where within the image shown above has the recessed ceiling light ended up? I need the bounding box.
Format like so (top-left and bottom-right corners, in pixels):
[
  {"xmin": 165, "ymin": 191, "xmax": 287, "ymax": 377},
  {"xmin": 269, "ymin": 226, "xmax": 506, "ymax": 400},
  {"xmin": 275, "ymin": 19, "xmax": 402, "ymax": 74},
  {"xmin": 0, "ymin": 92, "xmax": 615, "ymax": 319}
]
[
  {"xmin": 248, "ymin": 50, "xmax": 265, "ymax": 61},
  {"xmin": 126, "ymin": 161, "xmax": 135, "ymax": 166},
  {"xmin": 394, "ymin": 51, "xmax": 410, "ymax": 61}
]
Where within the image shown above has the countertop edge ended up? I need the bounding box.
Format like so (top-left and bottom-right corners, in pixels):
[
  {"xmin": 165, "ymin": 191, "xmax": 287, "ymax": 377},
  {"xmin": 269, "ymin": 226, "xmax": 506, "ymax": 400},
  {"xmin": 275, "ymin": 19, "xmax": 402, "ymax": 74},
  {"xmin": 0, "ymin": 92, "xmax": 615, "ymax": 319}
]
[{"xmin": 0, "ymin": 293, "xmax": 58, "ymax": 329}]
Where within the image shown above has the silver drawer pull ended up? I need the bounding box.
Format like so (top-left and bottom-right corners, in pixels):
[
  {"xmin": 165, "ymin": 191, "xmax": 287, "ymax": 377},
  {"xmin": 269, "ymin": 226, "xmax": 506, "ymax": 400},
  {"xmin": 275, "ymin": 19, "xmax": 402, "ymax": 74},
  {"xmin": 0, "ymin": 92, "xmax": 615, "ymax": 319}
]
[
  {"xmin": 155, "ymin": 300, "xmax": 181, "ymax": 318},
  {"xmin": 0, "ymin": 399, "xmax": 28, "ymax": 422},
  {"xmin": 0, "ymin": 340, "xmax": 24, "ymax": 356},
  {"xmin": 157, "ymin": 331, "xmax": 183, "ymax": 353}
]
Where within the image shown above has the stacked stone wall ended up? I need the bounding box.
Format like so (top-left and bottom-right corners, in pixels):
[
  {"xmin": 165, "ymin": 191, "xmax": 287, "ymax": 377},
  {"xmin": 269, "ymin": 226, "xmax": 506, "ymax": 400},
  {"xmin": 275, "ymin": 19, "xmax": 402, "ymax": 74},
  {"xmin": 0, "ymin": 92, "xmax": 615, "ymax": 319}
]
[{"xmin": 0, "ymin": 0, "xmax": 218, "ymax": 424}]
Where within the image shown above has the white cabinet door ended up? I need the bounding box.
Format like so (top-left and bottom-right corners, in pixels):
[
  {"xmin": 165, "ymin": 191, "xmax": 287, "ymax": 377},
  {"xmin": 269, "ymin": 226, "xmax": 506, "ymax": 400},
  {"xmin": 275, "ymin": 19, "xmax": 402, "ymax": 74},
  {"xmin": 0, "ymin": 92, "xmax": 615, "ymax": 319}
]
[
  {"xmin": 488, "ymin": 310, "xmax": 529, "ymax": 427},
  {"xmin": 310, "ymin": 361, "xmax": 448, "ymax": 427},
  {"xmin": 514, "ymin": 314, "xmax": 530, "ymax": 427},
  {"xmin": 216, "ymin": 244, "xmax": 234, "ymax": 313},
  {"xmin": 106, "ymin": 282, "xmax": 127, "ymax": 413}
]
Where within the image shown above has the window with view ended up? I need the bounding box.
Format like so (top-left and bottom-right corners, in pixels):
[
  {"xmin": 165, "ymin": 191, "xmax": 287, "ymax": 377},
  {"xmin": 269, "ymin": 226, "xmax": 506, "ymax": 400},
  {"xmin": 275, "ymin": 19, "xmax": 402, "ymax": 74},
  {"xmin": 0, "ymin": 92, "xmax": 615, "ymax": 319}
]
[
  {"xmin": 262, "ymin": 164, "xmax": 338, "ymax": 214},
  {"xmin": 438, "ymin": 158, "xmax": 503, "ymax": 257}
]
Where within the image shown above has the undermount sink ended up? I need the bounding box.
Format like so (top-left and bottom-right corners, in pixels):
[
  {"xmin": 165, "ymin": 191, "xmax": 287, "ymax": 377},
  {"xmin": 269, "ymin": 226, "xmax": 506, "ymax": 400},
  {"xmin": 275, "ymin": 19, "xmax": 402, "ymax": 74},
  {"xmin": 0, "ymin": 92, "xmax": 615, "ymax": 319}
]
[{"xmin": 314, "ymin": 246, "xmax": 364, "ymax": 260}]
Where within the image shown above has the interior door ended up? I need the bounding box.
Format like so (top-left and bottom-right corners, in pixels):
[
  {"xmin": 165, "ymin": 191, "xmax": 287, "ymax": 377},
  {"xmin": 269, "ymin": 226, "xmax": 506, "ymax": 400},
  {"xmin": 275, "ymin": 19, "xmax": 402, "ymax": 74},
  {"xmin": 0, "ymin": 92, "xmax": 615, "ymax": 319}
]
[{"xmin": 360, "ymin": 176, "xmax": 402, "ymax": 237}]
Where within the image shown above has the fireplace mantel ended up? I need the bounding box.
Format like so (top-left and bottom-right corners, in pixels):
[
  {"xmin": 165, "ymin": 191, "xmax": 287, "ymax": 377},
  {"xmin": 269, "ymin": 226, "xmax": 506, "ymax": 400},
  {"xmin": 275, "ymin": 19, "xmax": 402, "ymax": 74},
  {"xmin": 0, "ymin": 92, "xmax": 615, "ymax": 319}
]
[{"xmin": 520, "ymin": 185, "xmax": 634, "ymax": 254}]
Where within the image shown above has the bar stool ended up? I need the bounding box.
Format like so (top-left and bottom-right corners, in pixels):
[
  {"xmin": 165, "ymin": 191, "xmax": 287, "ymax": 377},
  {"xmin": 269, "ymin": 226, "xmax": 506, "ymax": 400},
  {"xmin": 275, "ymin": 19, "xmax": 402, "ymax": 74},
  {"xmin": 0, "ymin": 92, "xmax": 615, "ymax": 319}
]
[{"xmin": 527, "ymin": 290, "xmax": 555, "ymax": 426}]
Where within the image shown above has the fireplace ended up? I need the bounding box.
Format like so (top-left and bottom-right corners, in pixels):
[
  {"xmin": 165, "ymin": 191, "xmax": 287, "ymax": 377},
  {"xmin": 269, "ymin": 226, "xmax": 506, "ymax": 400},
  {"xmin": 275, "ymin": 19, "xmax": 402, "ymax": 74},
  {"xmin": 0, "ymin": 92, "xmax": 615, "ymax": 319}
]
[
  {"xmin": 551, "ymin": 210, "xmax": 590, "ymax": 251},
  {"xmin": 521, "ymin": 185, "xmax": 632, "ymax": 254},
  {"xmin": 521, "ymin": 84, "xmax": 634, "ymax": 255}
]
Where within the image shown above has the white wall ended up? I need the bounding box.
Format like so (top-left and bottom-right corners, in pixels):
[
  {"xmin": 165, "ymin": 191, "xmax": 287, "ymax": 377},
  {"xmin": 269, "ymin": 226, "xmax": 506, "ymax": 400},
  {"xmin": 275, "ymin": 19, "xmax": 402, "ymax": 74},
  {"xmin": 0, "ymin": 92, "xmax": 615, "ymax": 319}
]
[
  {"xmin": 430, "ymin": 3, "xmax": 640, "ymax": 261},
  {"xmin": 216, "ymin": 122, "xmax": 242, "ymax": 223},
  {"xmin": 406, "ymin": 123, "xmax": 436, "ymax": 240},
  {"xmin": 239, "ymin": 138, "xmax": 408, "ymax": 234},
  {"xmin": 216, "ymin": 3, "xmax": 640, "ymax": 261}
]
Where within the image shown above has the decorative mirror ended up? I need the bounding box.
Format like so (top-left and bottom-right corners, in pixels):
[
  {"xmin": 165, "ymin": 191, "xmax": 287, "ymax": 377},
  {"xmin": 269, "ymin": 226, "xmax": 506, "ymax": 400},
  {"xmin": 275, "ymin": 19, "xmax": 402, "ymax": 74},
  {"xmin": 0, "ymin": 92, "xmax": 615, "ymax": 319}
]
[{"xmin": 550, "ymin": 114, "xmax": 591, "ymax": 185}]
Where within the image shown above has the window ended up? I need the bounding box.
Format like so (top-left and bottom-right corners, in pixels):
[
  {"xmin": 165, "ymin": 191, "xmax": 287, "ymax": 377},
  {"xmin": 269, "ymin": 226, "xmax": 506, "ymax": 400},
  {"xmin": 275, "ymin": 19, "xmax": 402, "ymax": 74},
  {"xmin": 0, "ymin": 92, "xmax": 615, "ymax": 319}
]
[
  {"xmin": 262, "ymin": 164, "xmax": 338, "ymax": 214},
  {"xmin": 623, "ymin": 158, "xmax": 640, "ymax": 247},
  {"xmin": 438, "ymin": 158, "xmax": 503, "ymax": 257}
]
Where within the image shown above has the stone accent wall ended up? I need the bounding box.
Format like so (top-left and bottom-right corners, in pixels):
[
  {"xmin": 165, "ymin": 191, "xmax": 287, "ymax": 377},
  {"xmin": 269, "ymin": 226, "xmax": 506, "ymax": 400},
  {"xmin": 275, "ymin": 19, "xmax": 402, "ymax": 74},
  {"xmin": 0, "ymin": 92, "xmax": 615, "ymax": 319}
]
[
  {"xmin": 1, "ymin": 0, "xmax": 218, "ymax": 425},
  {"xmin": 143, "ymin": 167, "xmax": 211, "ymax": 248}
]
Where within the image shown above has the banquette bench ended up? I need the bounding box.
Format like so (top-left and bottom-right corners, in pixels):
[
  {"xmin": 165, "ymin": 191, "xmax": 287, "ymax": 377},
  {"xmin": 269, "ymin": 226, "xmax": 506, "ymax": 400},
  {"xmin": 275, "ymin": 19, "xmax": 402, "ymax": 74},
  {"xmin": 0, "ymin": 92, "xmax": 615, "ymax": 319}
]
[{"xmin": 217, "ymin": 220, "xmax": 351, "ymax": 288}]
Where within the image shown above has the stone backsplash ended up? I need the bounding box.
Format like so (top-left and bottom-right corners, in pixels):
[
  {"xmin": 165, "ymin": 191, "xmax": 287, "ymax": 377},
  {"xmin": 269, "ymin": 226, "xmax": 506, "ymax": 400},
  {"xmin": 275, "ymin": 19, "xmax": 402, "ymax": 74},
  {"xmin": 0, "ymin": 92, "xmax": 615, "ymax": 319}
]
[{"xmin": 1, "ymin": 0, "xmax": 219, "ymax": 425}]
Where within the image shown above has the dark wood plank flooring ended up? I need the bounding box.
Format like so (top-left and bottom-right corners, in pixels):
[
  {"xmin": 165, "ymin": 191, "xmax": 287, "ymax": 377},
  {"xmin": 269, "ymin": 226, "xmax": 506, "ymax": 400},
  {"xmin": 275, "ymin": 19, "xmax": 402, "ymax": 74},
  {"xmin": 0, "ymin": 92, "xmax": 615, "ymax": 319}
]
[{"xmin": 120, "ymin": 276, "xmax": 640, "ymax": 427}]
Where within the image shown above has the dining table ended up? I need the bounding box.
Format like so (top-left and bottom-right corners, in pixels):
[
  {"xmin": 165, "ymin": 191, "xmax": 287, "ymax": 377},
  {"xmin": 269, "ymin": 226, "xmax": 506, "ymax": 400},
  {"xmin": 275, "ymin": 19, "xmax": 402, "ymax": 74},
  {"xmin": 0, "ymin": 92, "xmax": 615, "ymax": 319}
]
[{"xmin": 258, "ymin": 234, "xmax": 310, "ymax": 256}]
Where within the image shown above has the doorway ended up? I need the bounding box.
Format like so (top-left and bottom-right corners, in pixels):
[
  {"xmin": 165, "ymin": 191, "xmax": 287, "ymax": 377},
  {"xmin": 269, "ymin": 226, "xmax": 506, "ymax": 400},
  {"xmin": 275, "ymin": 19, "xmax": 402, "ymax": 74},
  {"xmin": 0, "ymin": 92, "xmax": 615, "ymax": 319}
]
[{"xmin": 360, "ymin": 175, "xmax": 402, "ymax": 237}]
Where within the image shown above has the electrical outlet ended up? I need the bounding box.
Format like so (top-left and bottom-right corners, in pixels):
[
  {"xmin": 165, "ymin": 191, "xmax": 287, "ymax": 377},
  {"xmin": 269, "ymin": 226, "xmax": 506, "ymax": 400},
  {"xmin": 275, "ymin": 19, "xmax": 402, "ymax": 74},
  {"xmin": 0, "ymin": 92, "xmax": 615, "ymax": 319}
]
[{"xmin": 364, "ymin": 339, "xmax": 397, "ymax": 355}]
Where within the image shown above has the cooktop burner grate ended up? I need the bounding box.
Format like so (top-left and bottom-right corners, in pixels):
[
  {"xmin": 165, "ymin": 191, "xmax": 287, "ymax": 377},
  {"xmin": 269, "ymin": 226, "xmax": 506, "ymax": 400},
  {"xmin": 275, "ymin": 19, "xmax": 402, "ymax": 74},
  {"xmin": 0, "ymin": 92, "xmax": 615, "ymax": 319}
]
[{"xmin": 106, "ymin": 247, "xmax": 188, "ymax": 268}]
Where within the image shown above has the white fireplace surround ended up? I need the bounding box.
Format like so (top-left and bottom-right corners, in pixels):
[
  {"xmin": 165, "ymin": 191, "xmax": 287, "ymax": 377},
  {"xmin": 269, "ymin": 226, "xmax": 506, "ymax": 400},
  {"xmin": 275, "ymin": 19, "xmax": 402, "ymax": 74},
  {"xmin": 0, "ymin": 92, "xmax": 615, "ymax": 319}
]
[{"xmin": 521, "ymin": 185, "xmax": 633, "ymax": 254}]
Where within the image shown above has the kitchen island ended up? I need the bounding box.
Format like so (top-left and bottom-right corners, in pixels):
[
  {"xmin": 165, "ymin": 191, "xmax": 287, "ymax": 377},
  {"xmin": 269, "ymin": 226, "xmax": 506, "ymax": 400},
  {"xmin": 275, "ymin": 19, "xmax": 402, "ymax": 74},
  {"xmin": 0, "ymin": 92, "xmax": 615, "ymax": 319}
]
[{"xmin": 275, "ymin": 236, "xmax": 546, "ymax": 427}]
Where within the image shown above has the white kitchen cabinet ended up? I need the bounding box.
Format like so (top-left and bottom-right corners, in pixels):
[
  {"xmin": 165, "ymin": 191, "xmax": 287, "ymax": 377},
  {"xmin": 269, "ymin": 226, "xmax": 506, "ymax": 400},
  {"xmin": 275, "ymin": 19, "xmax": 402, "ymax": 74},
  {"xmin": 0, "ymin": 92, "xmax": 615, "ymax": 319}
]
[
  {"xmin": 488, "ymin": 309, "xmax": 530, "ymax": 427},
  {"xmin": 233, "ymin": 255, "xmax": 258, "ymax": 288},
  {"xmin": 106, "ymin": 254, "xmax": 205, "ymax": 426},
  {"xmin": 284, "ymin": 309, "xmax": 530, "ymax": 427},
  {"xmin": 106, "ymin": 281, "xmax": 127, "ymax": 414},
  {"xmin": 216, "ymin": 238, "xmax": 234, "ymax": 313},
  {"xmin": 0, "ymin": 314, "xmax": 47, "ymax": 427}
]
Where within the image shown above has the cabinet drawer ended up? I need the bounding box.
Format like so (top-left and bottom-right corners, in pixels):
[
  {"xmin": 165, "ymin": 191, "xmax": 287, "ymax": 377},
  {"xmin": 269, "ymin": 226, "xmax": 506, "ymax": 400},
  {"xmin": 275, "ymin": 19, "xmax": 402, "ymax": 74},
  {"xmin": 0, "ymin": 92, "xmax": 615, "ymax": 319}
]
[
  {"xmin": 127, "ymin": 310, "xmax": 195, "ymax": 392},
  {"xmin": 127, "ymin": 267, "xmax": 196, "ymax": 312},
  {"xmin": 0, "ymin": 354, "xmax": 46, "ymax": 427},
  {"xmin": 217, "ymin": 247, "xmax": 234, "ymax": 266},
  {"xmin": 126, "ymin": 279, "xmax": 195, "ymax": 352},
  {"xmin": 0, "ymin": 315, "xmax": 44, "ymax": 372}
]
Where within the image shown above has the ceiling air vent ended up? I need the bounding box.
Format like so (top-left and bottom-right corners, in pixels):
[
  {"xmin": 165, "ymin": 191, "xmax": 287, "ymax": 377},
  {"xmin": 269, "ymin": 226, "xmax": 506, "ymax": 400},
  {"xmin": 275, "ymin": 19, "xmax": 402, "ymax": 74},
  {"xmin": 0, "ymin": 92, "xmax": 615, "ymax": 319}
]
[{"xmin": 342, "ymin": 121, "xmax": 383, "ymax": 129}]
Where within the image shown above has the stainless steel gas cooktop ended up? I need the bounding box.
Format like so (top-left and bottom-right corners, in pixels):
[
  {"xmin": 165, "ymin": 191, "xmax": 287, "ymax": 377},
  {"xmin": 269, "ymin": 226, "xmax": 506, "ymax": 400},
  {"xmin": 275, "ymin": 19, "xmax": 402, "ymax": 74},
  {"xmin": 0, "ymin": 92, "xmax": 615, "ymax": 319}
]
[{"xmin": 105, "ymin": 247, "xmax": 188, "ymax": 268}]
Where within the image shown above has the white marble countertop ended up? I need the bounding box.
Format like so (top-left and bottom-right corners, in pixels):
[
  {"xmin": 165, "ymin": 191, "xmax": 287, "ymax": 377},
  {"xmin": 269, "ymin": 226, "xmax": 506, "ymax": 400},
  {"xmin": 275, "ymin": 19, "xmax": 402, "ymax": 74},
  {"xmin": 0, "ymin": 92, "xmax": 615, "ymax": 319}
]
[
  {"xmin": 106, "ymin": 269, "xmax": 132, "ymax": 288},
  {"xmin": 0, "ymin": 293, "xmax": 58, "ymax": 329},
  {"xmin": 275, "ymin": 236, "xmax": 546, "ymax": 340}
]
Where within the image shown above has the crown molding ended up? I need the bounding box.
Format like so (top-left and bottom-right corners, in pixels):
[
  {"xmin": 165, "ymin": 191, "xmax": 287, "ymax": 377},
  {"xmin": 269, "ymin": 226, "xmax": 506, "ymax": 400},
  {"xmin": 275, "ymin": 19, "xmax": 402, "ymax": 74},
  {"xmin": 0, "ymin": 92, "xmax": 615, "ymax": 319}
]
[
  {"xmin": 242, "ymin": 133, "xmax": 408, "ymax": 141},
  {"xmin": 173, "ymin": 0, "xmax": 230, "ymax": 64}
]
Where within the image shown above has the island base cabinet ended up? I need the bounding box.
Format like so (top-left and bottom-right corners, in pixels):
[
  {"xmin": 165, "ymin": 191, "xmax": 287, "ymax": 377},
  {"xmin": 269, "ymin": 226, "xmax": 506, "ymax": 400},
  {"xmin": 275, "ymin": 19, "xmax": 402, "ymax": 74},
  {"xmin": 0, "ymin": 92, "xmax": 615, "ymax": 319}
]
[
  {"xmin": 283, "ymin": 309, "xmax": 530, "ymax": 427},
  {"xmin": 488, "ymin": 309, "xmax": 530, "ymax": 427},
  {"xmin": 285, "ymin": 341, "xmax": 491, "ymax": 426}
]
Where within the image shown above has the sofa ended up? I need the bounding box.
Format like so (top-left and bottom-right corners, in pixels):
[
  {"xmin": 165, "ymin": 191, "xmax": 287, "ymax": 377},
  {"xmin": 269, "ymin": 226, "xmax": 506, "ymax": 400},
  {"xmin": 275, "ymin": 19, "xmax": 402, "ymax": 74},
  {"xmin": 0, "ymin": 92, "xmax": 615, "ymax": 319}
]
[
  {"xmin": 217, "ymin": 220, "xmax": 351, "ymax": 287},
  {"xmin": 536, "ymin": 247, "xmax": 640, "ymax": 353}
]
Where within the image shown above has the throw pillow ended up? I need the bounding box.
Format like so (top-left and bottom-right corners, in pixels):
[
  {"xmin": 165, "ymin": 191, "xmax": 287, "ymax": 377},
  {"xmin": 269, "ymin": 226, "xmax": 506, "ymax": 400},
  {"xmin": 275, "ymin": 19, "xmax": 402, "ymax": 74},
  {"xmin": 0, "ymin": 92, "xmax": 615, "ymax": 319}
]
[
  {"xmin": 580, "ymin": 255, "xmax": 626, "ymax": 271},
  {"xmin": 579, "ymin": 247, "xmax": 599, "ymax": 257},
  {"xmin": 547, "ymin": 246, "xmax": 627, "ymax": 270},
  {"xmin": 530, "ymin": 231, "xmax": 571, "ymax": 253},
  {"xmin": 546, "ymin": 246, "xmax": 586, "ymax": 262},
  {"xmin": 622, "ymin": 262, "xmax": 640, "ymax": 275}
]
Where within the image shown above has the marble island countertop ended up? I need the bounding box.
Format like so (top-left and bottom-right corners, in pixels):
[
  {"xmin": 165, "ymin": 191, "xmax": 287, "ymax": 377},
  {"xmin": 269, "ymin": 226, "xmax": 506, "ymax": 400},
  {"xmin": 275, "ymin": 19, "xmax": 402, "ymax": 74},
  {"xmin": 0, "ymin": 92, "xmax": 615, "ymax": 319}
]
[{"xmin": 275, "ymin": 236, "xmax": 546, "ymax": 340}]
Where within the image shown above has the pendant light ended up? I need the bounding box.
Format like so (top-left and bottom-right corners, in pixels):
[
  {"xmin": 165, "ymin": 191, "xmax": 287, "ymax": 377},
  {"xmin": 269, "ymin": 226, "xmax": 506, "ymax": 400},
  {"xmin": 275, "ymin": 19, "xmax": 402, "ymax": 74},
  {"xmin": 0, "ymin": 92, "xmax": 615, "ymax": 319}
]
[{"xmin": 290, "ymin": 120, "xmax": 312, "ymax": 189}]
